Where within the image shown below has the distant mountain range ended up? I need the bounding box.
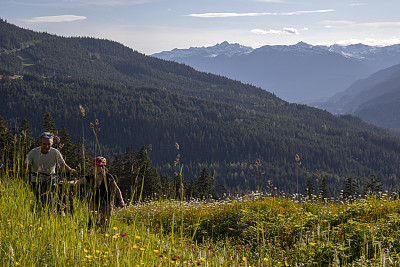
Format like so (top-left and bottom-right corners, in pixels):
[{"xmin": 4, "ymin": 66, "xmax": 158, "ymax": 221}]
[
  {"xmin": 154, "ymin": 41, "xmax": 254, "ymax": 60},
  {"xmin": 152, "ymin": 41, "xmax": 400, "ymax": 103}
]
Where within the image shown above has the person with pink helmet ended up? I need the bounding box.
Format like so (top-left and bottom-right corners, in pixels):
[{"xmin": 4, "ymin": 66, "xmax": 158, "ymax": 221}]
[{"xmin": 69, "ymin": 156, "xmax": 125, "ymax": 230}]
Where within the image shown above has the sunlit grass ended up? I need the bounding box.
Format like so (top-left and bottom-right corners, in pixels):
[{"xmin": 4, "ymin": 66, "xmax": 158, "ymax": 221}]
[
  {"xmin": 118, "ymin": 192, "xmax": 400, "ymax": 266},
  {"xmin": 2, "ymin": 168, "xmax": 400, "ymax": 266},
  {"xmin": 0, "ymin": 173, "xmax": 245, "ymax": 266}
]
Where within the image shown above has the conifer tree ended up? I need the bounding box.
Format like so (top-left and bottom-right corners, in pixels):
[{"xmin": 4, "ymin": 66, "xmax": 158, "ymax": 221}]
[
  {"xmin": 304, "ymin": 178, "xmax": 315, "ymax": 200},
  {"xmin": 133, "ymin": 146, "xmax": 162, "ymax": 201},
  {"xmin": 111, "ymin": 147, "xmax": 138, "ymax": 200},
  {"xmin": 185, "ymin": 179, "xmax": 195, "ymax": 199},
  {"xmin": 18, "ymin": 119, "xmax": 34, "ymax": 145},
  {"xmin": 18, "ymin": 119, "xmax": 35, "ymax": 170},
  {"xmin": 0, "ymin": 116, "xmax": 9, "ymax": 149},
  {"xmin": 0, "ymin": 116, "xmax": 14, "ymax": 170},
  {"xmin": 59, "ymin": 126, "xmax": 78, "ymax": 169},
  {"xmin": 363, "ymin": 174, "xmax": 382, "ymax": 196},
  {"xmin": 42, "ymin": 112, "xmax": 57, "ymax": 134},
  {"xmin": 318, "ymin": 177, "xmax": 329, "ymax": 201},
  {"xmin": 0, "ymin": 116, "xmax": 8, "ymax": 168},
  {"xmin": 342, "ymin": 177, "xmax": 358, "ymax": 201},
  {"xmin": 160, "ymin": 174, "xmax": 174, "ymax": 198},
  {"xmin": 194, "ymin": 168, "xmax": 214, "ymax": 199}
]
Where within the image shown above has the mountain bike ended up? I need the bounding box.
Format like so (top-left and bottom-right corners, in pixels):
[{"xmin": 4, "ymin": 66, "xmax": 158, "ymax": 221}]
[{"xmin": 29, "ymin": 172, "xmax": 74, "ymax": 215}]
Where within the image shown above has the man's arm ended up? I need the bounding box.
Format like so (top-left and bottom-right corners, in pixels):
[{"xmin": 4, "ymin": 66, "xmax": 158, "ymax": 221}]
[
  {"xmin": 55, "ymin": 149, "xmax": 76, "ymax": 174},
  {"xmin": 60, "ymin": 162, "xmax": 77, "ymax": 174},
  {"xmin": 111, "ymin": 181, "xmax": 126, "ymax": 207}
]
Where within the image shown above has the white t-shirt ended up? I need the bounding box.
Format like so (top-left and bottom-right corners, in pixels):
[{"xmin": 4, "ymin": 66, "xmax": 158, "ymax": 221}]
[{"xmin": 27, "ymin": 147, "xmax": 65, "ymax": 182}]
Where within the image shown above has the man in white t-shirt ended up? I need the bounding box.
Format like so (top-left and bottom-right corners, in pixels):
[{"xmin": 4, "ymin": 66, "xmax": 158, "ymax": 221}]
[{"xmin": 26, "ymin": 132, "xmax": 76, "ymax": 206}]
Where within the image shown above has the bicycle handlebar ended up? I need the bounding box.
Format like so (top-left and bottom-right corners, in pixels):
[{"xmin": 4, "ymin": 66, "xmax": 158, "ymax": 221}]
[{"xmin": 29, "ymin": 171, "xmax": 74, "ymax": 177}]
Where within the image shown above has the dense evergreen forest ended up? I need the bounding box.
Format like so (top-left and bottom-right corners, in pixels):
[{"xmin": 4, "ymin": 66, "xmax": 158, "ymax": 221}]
[{"xmin": 1, "ymin": 18, "xmax": 400, "ymax": 198}]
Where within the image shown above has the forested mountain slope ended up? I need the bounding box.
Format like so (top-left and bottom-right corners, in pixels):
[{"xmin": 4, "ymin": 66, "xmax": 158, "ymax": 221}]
[
  {"xmin": 0, "ymin": 18, "xmax": 281, "ymax": 113},
  {"xmin": 1, "ymin": 18, "xmax": 400, "ymax": 196},
  {"xmin": 315, "ymin": 63, "xmax": 400, "ymax": 131}
]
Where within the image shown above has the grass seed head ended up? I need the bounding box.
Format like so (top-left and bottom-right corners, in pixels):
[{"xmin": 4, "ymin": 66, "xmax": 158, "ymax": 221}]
[{"xmin": 79, "ymin": 105, "xmax": 85, "ymax": 117}]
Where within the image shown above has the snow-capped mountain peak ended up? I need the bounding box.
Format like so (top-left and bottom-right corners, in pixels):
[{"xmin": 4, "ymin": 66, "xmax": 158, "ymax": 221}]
[{"xmin": 152, "ymin": 41, "xmax": 253, "ymax": 60}]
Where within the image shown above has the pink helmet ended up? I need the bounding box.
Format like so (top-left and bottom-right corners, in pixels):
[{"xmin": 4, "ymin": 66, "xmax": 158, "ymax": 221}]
[{"xmin": 92, "ymin": 156, "xmax": 107, "ymax": 166}]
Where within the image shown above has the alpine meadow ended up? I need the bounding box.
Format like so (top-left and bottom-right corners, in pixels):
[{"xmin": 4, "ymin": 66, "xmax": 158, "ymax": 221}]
[{"xmin": 2, "ymin": 18, "xmax": 400, "ymax": 266}]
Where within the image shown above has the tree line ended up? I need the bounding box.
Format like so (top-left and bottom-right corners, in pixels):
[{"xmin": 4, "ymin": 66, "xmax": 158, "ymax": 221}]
[
  {"xmin": 0, "ymin": 113, "xmax": 220, "ymax": 202},
  {"xmin": 0, "ymin": 110, "xmax": 396, "ymax": 203}
]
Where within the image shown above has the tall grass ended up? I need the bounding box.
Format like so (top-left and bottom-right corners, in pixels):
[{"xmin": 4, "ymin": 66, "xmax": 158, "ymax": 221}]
[
  {"xmin": 2, "ymin": 167, "xmax": 400, "ymax": 266},
  {"xmin": 2, "ymin": 121, "xmax": 400, "ymax": 266},
  {"xmin": 0, "ymin": 134, "xmax": 237, "ymax": 266},
  {"xmin": 117, "ymin": 192, "xmax": 400, "ymax": 266}
]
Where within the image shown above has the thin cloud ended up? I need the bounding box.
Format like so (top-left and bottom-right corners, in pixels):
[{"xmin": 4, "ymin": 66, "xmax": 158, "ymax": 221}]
[
  {"xmin": 319, "ymin": 37, "xmax": 400, "ymax": 47},
  {"xmin": 361, "ymin": 22, "xmax": 400, "ymax": 28},
  {"xmin": 350, "ymin": 3, "xmax": 366, "ymax": 6},
  {"xmin": 18, "ymin": 0, "xmax": 156, "ymax": 7},
  {"xmin": 254, "ymin": 0, "xmax": 285, "ymax": 2},
  {"xmin": 251, "ymin": 27, "xmax": 299, "ymax": 35},
  {"xmin": 67, "ymin": 0, "xmax": 156, "ymax": 6},
  {"xmin": 186, "ymin": 9, "xmax": 334, "ymax": 18},
  {"xmin": 22, "ymin": 15, "xmax": 87, "ymax": 23},
  {"xmin": 322, "ymin": 20, "xmax": 354, "ymax": 25},
  {"xmin": 320, "ymin": 20, "xmax": 400, "ymax": 29}
]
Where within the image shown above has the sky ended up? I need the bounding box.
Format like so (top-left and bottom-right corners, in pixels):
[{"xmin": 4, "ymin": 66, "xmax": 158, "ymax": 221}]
[{"xmin": 1, "ymin": 0, "xmax": 400, "ymax": 55}]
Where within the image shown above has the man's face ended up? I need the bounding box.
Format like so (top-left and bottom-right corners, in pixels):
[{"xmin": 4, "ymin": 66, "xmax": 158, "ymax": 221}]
[{"xmin": 40, "ymin": 138, "xmax": 53, "ymax": 154}]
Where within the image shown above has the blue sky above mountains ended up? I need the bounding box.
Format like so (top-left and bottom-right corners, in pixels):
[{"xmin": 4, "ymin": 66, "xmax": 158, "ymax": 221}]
[{"xmin": 1, "ymin": 0, "xmax": 400, "ymax": 55}]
